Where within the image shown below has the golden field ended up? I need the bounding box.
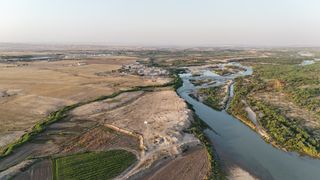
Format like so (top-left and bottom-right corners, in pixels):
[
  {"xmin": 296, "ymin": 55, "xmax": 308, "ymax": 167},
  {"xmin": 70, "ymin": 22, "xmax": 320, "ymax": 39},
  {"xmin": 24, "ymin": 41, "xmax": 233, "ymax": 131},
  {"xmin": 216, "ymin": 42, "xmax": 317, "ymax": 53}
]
[{"xmin": 0, "ymin": 56, "xmax": 169, "ymax": 148}]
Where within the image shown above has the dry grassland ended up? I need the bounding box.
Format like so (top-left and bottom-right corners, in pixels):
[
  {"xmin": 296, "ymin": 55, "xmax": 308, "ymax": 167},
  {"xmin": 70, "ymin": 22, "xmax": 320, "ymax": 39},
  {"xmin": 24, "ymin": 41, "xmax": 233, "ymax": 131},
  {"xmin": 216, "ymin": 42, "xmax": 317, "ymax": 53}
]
[{"xmin": 0, "ymin": 57, "xmax": 169, "ymax": 148}]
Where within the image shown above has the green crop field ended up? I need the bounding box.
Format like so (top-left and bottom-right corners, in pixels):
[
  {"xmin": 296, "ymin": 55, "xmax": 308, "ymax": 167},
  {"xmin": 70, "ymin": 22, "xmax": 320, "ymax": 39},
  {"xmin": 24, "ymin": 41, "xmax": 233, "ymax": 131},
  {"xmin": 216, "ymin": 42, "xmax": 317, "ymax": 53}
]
[{"xmin": 53, "ymin": 150, "xmax": 136, "ymax": 180}]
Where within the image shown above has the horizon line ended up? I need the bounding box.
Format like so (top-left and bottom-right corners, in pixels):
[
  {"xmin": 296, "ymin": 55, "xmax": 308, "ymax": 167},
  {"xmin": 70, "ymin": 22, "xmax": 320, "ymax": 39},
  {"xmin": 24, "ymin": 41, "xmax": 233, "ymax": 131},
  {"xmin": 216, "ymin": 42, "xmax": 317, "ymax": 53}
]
[{"xmin": 1, "ymin": 42, "xmax": 320, "ymax": 49}]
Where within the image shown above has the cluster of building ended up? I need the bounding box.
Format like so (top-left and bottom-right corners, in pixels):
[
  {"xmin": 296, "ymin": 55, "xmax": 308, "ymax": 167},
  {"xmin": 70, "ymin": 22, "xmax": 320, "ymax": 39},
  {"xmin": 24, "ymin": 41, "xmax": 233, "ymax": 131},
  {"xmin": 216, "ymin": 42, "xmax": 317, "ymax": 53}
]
[{"xmin": 120, "ymin": 62, "xmax": 169, "ymax": 76}]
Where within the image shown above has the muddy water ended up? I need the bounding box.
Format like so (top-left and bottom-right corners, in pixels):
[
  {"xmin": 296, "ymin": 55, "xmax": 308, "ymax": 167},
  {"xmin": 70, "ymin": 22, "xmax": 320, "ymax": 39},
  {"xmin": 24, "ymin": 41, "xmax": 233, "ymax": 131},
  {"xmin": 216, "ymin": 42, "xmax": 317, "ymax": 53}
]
[{"xmin": 177, "ymin": 63, "xmax": 320, "ymax": 180}]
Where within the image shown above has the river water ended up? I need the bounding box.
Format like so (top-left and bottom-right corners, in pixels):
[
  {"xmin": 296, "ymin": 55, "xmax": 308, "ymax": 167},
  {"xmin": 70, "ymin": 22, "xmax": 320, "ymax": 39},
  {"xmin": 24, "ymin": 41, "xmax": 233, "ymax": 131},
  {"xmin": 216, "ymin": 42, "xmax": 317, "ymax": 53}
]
[{"xmin": 177, "ymin": 63, "xmax": 320, "ymax": 180}]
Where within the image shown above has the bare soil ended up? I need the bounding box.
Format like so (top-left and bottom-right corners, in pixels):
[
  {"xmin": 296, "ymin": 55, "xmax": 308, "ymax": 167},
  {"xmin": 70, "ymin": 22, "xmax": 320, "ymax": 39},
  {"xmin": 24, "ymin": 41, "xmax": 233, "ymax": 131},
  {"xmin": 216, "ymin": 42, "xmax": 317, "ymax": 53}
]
[
  {"xmin": 0, "ymin": 89, "xmax": 146, "ymax": 171},
  {"xmin": 14, "ymin": 159, "xmax": 53, "ymax": 180},
  {"xmin": 61, "ymin": 126, "xmax": 140, "ymax": 155},
  {"xmin": 96, "ymin": 91, "xmax": 201, "ymax": 177},
  {"xmin": 140, "ymin": 145, "xmax": 210, "ymax": 180},
  {"xmin": 0, "ymin": 57, "xmax": 169, "ymax": 149}
]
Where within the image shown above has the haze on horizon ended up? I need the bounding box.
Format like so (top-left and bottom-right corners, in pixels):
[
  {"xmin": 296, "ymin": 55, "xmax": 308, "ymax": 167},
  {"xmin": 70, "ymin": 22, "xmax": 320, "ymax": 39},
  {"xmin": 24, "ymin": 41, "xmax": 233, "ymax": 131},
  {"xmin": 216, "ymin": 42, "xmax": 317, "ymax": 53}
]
[{"xmin": 1, "ymin": 0, "xmax": 320, "ymax": 47}]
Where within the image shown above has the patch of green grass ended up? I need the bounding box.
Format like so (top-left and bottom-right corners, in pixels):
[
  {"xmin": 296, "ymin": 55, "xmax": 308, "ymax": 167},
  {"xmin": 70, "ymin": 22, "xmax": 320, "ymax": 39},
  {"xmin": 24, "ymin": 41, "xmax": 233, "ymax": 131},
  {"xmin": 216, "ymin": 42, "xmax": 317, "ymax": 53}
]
[
  {"xmin": 213, "ymin": 69, "xmax": 232, "ymax": 76},
  {"xmin": 53, "ymin": 150, "xmax": 136, "ymax": 180},
  {"xmin": 198, "ymin": 86, "xmax": 226, "ymax": 111}
]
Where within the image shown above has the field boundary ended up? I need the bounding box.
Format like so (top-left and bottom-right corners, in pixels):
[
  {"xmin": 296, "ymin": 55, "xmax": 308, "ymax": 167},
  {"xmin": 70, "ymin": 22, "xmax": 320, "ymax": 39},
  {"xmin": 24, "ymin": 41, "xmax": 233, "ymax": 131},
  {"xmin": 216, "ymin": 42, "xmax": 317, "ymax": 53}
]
[{"xmin": 0, "ymin": 74, "xmax": 180, "ymax": 159}]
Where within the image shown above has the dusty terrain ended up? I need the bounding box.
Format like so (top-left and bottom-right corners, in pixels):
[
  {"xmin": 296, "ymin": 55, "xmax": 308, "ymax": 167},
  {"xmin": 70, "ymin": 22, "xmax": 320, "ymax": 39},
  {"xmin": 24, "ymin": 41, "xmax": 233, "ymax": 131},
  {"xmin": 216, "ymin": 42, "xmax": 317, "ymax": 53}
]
[
  {"xmin": 140, "ymin": 146, "xmax": 209, "ymax": 180},
  {"xmin": 0, "ymin": 80, "xmax": 209, "ymax": 179},
  {"xmin": 13, "ymin": 160, "xmax": 53, "ymax": 180},
  {"xmin": 0, "ymin": 89, "xmax": 146, "ymax": 172},
  {"xmin": 71, "ymin": 90, "xmax": 205, "ymax": 178},
  {"xmin": 0, "ymin": 48, "xmax": 264, "ymax": 179},
  {"xmin": 0, "ymin": 57, "xmax": 170, "ymax": 149}
]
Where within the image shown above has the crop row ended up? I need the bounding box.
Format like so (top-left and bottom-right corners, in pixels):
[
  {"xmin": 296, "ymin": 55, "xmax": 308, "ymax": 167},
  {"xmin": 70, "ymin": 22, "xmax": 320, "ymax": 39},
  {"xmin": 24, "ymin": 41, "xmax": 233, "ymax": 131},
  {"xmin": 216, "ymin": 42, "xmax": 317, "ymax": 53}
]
[{"xmin": 53, "ymin": 150, "xmax": 136, "ymax": 180}]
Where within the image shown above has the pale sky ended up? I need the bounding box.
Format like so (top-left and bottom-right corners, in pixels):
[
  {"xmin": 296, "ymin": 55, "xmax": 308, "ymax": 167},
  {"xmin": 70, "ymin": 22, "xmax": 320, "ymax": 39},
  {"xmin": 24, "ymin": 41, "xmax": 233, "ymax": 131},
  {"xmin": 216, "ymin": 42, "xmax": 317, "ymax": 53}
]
[{"xmin": 1, "ymin": 0, "xmax": 320, "ymax": 46}]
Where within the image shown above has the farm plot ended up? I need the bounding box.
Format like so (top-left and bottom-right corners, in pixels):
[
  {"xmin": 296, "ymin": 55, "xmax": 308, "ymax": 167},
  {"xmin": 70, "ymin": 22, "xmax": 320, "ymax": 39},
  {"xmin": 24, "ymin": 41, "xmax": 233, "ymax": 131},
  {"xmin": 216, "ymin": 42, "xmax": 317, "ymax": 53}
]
[{"xmin": 53, "ymin": 150, "xmax": 136, "ymax": 180}]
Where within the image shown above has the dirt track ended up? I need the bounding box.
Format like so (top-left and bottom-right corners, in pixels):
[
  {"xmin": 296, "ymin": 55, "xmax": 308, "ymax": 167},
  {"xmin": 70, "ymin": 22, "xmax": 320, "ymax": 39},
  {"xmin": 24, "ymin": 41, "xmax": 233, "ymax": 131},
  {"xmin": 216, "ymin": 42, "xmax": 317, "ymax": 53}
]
[
  {"xmin": 72, "ymin": 89, "xmax": 209, "ymax": 179},
  {"xmin": 0, "ymin": 87, "xmax": 210, "ymax": 179}
]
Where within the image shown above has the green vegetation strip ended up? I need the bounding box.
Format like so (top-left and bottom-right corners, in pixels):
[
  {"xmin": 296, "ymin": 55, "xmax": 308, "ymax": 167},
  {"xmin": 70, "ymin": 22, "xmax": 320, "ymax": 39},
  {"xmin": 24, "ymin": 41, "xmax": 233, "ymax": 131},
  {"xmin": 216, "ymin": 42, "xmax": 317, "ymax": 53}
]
[
  {"xmin": 251, "ymin": 99, "xmax": 319, "ymax": 156},
  {"xmin": 227, "ymin": 78, "xmax": 257, "ymax": 128},
  {"xmin": 228, "ymin": 76, "xmax": 320, "ymax": 157},
  {"xmin": 174, "ymin": 74, "xmax": 224, "ymax": 179},
  {"xmin": 254, "ymin": 63, "xmax": 320, "ymax": 115},
  {"xmin": 0, "ymin": 74, "xmax": 181, "ymax": 159},
  {"xmin": 186, "ymin": 103, "xmax": 225, "ymax": 180},
  {"xmin": 0, "ymin": 104, "xmax": 77, "ymax": 158},
  {"xmin": 53, "ymin": 150, "xmax": 136, "ymax": 180},
  {"xmin": 198, "ymin": 86, "xmax": 226, "ymax": 111}
]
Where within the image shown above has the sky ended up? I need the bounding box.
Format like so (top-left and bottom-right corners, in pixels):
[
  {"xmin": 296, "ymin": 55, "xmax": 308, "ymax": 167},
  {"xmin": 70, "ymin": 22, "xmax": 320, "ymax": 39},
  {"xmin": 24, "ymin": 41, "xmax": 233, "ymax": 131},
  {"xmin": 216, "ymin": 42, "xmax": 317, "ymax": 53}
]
[{"xmin": 0, "ymin": 0, "xmax": 320, "ymax": 46}]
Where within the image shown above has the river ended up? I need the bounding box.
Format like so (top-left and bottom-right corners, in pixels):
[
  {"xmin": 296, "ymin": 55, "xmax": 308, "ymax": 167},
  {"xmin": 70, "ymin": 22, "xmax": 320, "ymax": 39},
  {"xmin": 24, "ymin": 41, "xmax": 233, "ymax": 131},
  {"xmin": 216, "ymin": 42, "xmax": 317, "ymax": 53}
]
[{"xmin": 177, "ymin": 63, "xmax": 320, "ymax": 180}]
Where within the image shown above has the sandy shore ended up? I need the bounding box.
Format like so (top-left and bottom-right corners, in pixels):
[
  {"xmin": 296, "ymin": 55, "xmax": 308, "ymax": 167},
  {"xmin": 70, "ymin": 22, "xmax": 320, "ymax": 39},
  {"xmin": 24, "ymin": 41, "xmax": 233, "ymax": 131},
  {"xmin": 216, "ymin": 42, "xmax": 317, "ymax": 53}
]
[{"xmin": 228, "ymin": 166, "xmax": 258, "ymax": 180}]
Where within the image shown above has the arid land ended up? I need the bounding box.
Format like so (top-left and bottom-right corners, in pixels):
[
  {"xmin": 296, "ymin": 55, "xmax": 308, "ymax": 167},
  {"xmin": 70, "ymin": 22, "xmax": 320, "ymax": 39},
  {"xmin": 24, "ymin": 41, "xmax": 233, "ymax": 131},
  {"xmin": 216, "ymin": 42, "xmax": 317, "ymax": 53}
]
[
  {"xmin": 0, "ymin": 48, "xmax": 211, "ymax": 180},
  {"xmin": 1, "ymin": 46, "xmax": 320, "ymax": 179},
  {"xmin": 0, "ymin": 56, "xmax": 169, "ymax": 149}
]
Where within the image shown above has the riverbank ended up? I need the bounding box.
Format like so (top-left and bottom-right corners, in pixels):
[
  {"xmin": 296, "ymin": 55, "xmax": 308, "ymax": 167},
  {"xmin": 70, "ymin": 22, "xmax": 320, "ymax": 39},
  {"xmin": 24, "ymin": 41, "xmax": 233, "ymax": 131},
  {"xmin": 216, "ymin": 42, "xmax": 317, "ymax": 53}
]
[
  {"xmin": 227, "ymin": 110, "xmax": 285, "ymax": 154},
  {"xmin": 228, "ymin": 74, "xmax": 320, "ymax": 158},
  {"xmin": 186, "ymin": 103, "xmax": 225, "ymax": 180},
  {"xmin": 176, "ymin": 61, "xmax": 320, "ymax": 179},
  {"xmin": 1, "ymin": 73, "xmax": 213, "ymax": 179},
  {"xmin": 174, "ymin": 72, "xmax": 224, "ymax": 179},
  {"xmin": 191, "ymin": 84, "xmax": 228, "ymax": 111},
  {"xmin": 0, "ymin": 76, "xmax": 180, "ymax": 159},
  {"xmin": 227, "ymin": 95, "xmax": 295, "ymax": 156},
  {"xmin": 227, "ymin": 81, "xmax": 311, "ymax": 157}
]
